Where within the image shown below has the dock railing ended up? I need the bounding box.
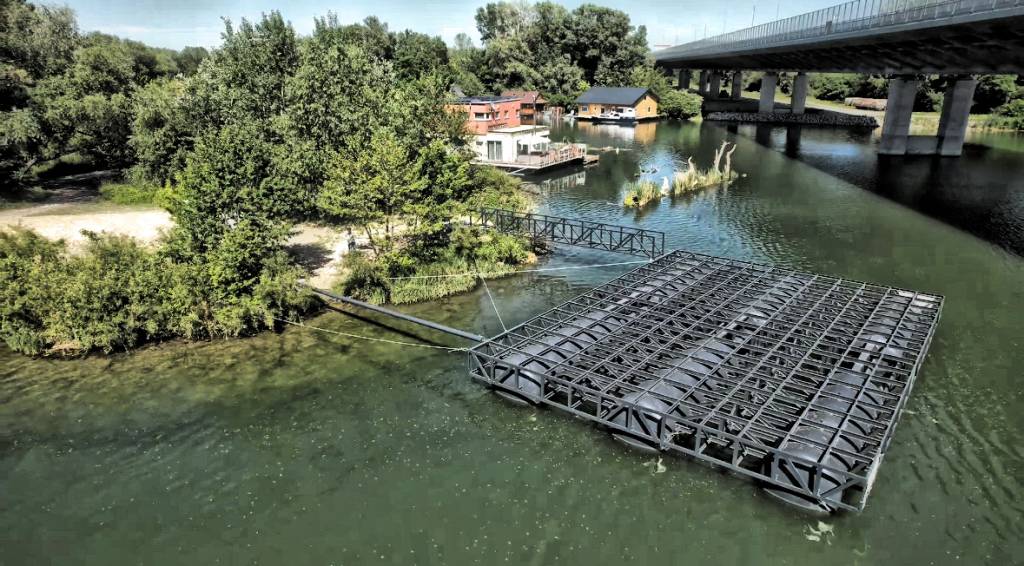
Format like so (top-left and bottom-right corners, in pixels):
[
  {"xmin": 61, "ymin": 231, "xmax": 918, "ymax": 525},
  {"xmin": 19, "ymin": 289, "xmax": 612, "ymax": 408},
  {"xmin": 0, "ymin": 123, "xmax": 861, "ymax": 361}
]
[{"xmin": 655, "ymin": 0, "xmax": 1024, "ymax": 59}]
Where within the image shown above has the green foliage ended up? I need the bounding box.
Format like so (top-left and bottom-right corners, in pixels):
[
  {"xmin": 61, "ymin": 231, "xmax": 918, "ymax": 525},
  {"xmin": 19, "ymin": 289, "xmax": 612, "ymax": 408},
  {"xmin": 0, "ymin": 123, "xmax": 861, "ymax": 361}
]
[
  {"xmin": 660, "ymin": 89, "xmax": 702, "ymax": 120},
  {"xmin": 98, "ymin": 179, "xmax": 160, "ymax": 204},
  {"xmin": 991, "ymin": 98, "xmax": 1024, "ymax": 130},
  {"xmin": 464, "ymin": 166, "xmax": 532, "ymax": 212},
  {"xmin": 169, "ymin": 122, "xmax": 295, "ymax": 253},
  {"xmin": 973, "ymin": 75, "xmax": 1021, "ymax": 114},
  {"xmin": 129, "ymin": 78, "xmax": 190, "ymax": 184},
  {"xmin": 339, "ymin": 226, "xmax": 531, "ymax": 305},
  {"xmin": 0, "ymin": 227, "xmax": 310, "ymax": 355},
  {"xmin": 319, "ymin": 130, "xmax": 430, "ymax": 252},
  {"xmin": 456, "ymin": 2, "xmax": 646, "ymax": 103}
]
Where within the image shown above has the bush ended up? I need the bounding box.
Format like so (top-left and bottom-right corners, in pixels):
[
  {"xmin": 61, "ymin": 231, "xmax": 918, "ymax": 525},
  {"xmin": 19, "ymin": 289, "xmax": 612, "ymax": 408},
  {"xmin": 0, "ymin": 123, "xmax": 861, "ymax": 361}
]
[
  {"xmin": 0, "ymin": 227, "xmax": 310, "ymax": 356},
  {"xmin": 99, "ymin": 180, "xmax": 160, "ymax": 204},
  {"xmin": 660, "ymin": 89, "xmax": 702, "ymax": 120},
  {"xmin": 991, "ymin": 98, "xmax": 1024, "ymax": 130},
  {"xmin": 338, "ymin": 251, "xmax": 392, "ymax": 303},
  {"xmin": 810, "ymin": 73, "xmax": 858, "ymax": 101},
  {"xmin": 465, "ymin": 166, "xmax": 532, "ymax": 212}
]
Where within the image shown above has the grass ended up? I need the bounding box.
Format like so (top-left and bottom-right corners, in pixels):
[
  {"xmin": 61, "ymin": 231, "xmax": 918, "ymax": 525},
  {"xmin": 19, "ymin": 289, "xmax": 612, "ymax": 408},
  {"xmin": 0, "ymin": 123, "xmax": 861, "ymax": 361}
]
[
  {"xmin": 388, "ymin": 253, "xmax": 525, "ymax": 305},
  {"xmin": 622, "ymin": 179, "xmax": 661, "ymax": 208},
  {"xmin": 98, "ymin": 181, "xmax": 162, "ymax": 205},
  {"xmin": 673, "ymin": 141, "xmax": 739, "ymax": 196},
  {"xmin": 29, "ymin": 153, "xmax": 94, "ymax": 179}
]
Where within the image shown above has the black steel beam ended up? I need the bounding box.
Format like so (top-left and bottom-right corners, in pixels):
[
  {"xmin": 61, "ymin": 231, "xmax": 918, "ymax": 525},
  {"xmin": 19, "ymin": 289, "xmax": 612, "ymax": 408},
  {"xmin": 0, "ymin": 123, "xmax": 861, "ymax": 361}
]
[{"xmin": 311, "ymin": 287, "xmax": 485, "ymax": 343}]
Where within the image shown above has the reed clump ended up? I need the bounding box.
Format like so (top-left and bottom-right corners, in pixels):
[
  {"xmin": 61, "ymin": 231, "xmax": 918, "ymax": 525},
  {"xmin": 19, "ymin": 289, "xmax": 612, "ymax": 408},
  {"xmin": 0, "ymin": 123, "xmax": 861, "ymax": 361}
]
[
  {"xmin": 622, "ymin": 179, "xmax": 661, "ymax": 208},
  {"xmin": 672, "ymin": 141, "xmax": 739, "ymax": 196}
]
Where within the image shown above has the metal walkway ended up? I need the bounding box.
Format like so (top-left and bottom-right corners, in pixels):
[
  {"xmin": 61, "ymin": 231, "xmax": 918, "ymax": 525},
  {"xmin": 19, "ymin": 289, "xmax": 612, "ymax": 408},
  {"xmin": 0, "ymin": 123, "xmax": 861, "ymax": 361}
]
[
  {"xmin": 468, "ymin": 249, "xmax": 942, "ymax": 512},
  {"xmin": 467, "ymin": 208, "xmax": 665, "ymax": 259}
]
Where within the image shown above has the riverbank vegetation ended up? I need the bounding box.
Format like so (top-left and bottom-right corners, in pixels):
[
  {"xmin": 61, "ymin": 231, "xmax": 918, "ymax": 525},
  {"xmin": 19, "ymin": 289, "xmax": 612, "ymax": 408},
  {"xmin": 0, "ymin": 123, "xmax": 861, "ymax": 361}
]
[{"xmin": 5, "ymin": 1, "xmax": 668, "ymax": 356}]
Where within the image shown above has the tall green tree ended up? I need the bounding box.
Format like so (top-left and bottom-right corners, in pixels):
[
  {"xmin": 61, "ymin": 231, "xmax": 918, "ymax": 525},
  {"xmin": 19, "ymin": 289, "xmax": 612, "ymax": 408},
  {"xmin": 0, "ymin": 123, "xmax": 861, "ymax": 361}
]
[{"xmin": 318, "ymin": 130, "xmax": 429, "ymax": 253}]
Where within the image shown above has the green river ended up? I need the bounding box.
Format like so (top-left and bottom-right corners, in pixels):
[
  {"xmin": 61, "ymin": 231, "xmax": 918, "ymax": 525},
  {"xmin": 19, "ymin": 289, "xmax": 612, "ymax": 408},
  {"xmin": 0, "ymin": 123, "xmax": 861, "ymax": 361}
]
[{"xmin": 2, "ymin": 120, "xmax": 1022, "ymax": 565}]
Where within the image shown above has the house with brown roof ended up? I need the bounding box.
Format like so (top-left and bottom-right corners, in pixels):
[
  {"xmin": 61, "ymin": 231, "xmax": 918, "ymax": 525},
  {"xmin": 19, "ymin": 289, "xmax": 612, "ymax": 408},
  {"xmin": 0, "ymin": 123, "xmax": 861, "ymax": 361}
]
[{"xmin": 501, "ymin": 90, "xmax": 546, "ymax": 121}]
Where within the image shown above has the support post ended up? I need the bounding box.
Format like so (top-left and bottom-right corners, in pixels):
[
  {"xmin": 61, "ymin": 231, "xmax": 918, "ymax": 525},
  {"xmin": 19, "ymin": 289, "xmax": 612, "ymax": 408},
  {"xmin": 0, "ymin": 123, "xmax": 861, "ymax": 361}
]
[
  {"xmin": 731, "ymin": 71, "xmax": 743, "ymax": 100},
  {"xmin": 677, "ymin": 69, "xmax": 691, "ymax": 91},
  {"xmin": 759, "ymin": 71, "xmax": 778, "ymax": 113},
  {"xmin": 709, "ymin": 72, "xmax": 722, "ymax": 99},
  {"xmin": 937, "ymin": 75, "xmax": 977, "ymax": 157},
  {"xmin": 879, "ymin": 75, "xmax": 919, "ymax": 155},
  {"xmin": 698, "ymin": 70, "xmax": 709, "ymax": 95},
  {"xmin": 791, "ymin": 72, "xmax": 809, "ymax": 115}
]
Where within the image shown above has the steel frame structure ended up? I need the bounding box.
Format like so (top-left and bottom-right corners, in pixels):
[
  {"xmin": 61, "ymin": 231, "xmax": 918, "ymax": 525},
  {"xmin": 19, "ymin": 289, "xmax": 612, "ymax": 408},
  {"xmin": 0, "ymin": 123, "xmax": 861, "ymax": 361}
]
[
  {"xmin": 468, "ymin": 250, "xmax": 942, "ymax": 512},
  {"xmin": 466, "ymin": 208, "xmax": 666, "ymax": 259}
]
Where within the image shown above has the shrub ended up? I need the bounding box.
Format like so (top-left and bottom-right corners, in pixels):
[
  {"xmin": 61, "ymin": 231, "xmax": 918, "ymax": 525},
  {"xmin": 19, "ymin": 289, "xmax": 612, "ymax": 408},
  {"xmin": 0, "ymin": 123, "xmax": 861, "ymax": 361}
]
[
  {"xmin": 465, "ymin": 166, "xmax": 532, "ymax": 212},
  {"xmin": 98, "ymin": 180, "xmax": 160, "ymax": 204},
  {"xmin": 338, "ymin": 251, "xmax": 392, "ymax": 303},
  {"xmin": 0, "ymin": 227, "xmax": 310, "ymax": 356},
  {"xmin": 660, "ymin": 89, "xmax": 702, "ymax": 120}
]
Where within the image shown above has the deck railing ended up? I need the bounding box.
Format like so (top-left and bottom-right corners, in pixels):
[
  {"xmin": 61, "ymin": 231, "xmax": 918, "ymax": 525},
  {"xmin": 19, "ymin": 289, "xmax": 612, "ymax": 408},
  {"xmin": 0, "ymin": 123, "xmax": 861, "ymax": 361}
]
[
  {"xmin": 478, "ymin": 143, "xmax": 587, "ymax": 168},
  {"xmin": 655, "ymin": 0, "xmax": 1024, "ymax": 59}
]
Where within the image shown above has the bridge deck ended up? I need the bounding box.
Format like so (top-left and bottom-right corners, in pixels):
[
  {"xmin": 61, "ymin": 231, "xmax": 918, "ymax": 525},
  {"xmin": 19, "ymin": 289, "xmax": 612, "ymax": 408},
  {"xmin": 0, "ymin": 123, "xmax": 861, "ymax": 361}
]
[{"xmin": 468, "ymin": 250, "xmax": 942, "ymax": 512}]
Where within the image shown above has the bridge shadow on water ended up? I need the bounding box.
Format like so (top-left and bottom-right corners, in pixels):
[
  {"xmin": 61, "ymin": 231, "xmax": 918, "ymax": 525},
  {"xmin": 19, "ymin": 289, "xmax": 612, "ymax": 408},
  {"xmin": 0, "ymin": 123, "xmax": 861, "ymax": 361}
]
[{"xmin": 717, "ymin": 121, "xmax": 1024, "ymax": 256}]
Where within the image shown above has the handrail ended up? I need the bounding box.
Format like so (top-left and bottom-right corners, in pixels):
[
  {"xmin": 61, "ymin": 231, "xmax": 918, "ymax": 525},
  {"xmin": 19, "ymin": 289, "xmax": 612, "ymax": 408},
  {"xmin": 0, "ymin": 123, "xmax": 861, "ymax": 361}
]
[{"xmin": 655, "ymin": 0, "xmax": 1023, "ymax": 60}]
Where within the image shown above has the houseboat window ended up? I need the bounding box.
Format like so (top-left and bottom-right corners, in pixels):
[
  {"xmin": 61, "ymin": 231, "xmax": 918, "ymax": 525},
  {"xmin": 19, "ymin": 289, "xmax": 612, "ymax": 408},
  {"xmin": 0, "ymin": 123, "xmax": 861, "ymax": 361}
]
[{"xmin": 580, "ymin": 105, "xmax": 588, "ymax": 112}]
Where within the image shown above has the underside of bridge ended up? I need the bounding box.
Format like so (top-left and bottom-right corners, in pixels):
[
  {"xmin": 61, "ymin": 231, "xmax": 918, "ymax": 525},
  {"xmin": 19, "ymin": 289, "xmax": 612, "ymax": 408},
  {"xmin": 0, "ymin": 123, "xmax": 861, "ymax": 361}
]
[
  {"xmin": 654, "ymin": 4, "xmax": 1024, "ymax": 157},
  {"xmin": 655, "ymin": 11, "xmax": 1024, "ymax": 74}
]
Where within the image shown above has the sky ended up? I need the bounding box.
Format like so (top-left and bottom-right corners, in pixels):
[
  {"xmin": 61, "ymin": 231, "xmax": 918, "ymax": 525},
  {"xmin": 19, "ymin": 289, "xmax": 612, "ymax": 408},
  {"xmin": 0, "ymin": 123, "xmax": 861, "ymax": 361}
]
[{"xmin": 62, "ymin": 0, "xmax": 843, "ymax": 51}]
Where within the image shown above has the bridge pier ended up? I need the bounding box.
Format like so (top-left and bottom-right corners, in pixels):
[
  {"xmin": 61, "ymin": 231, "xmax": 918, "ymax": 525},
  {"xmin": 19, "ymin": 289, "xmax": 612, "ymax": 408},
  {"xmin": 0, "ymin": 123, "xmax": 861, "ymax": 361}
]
[
  {"xmin": 759, "ymin": 71, "xmax": 778, "ymax": 113},
  {"xmin": 731, "ymin": 71, "xmax": 743, "ymax": 100},
  {"xmin": 698, "ymin": 70, "xmax": 709, "ymax": 95},
  {"xmin": 791, "ymin": 72, "xmax": 809, "ymax": 115},
  {"xmin": 937, "ymin": 76, "xmax": 977, "ymax": 156},
  {"xmin": 677, "ymin": 69, "xmax": 691, "ymax": 90},
  {"xmin": 879, "ymin": 75, "xmax": 919, "ymax": 155},
  {"xmin": 709, "ymin": 72, "xmax": 722, "ymax": 99}
]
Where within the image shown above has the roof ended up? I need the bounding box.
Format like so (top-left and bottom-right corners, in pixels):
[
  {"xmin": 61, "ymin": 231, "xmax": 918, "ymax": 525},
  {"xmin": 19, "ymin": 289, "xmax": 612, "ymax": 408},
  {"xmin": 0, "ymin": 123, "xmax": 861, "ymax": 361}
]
[
  {"xmin": 501, "ymin": 90, "xmax": 546, "ymax": 104},
  {"xmin": 575, "ymin": 87, "xmax": 655, "ymax": 106},
  {"xmin": 453, "ymin": 95, "xmax": 521, "ymax": 105}
]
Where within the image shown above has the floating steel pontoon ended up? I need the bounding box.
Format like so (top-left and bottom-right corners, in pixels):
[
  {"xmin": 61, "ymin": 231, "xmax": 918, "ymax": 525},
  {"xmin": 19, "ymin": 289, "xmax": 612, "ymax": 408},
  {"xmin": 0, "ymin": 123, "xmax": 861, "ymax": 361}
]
[{"xmin": 467, "ymin": 249, "xmax": 942, "ymax": 512}]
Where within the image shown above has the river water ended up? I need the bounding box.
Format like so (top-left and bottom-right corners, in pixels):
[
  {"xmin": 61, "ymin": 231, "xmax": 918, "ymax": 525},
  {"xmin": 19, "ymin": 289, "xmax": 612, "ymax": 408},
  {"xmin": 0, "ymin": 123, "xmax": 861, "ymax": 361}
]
[{"xmin": 2, "ymin": 120, "xmax": 1022, "ymax": 565}]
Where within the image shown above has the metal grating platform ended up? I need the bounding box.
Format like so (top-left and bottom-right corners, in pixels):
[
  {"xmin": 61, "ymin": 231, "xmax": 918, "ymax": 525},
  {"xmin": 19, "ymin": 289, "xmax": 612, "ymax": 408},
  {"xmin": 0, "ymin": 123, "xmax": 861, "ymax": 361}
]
[
  {"xmin": 466, "ymin": 208, "xmax": 666, "ymax": 259},
  {"xmin": 468, "ymin": 250, "xmax": 943, "ymax": 512}
]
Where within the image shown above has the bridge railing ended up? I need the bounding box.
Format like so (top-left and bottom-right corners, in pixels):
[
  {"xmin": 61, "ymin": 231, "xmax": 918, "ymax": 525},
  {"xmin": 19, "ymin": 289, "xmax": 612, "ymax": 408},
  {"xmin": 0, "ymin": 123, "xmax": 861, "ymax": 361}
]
[
  {"xmin": 466, "ymin": 208, "xmax": 666, "ymax": 259},
  {"xmin": 656, "ymin": 0, "xmax": 1024, "ymax": 59}
]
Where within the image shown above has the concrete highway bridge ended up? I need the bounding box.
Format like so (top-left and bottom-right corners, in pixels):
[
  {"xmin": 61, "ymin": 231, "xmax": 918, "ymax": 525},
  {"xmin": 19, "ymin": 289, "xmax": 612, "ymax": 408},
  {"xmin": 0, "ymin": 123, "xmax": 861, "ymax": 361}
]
[{"xmin": 653, "ymin": 0, "xmax": 1024, "ymax": 156}]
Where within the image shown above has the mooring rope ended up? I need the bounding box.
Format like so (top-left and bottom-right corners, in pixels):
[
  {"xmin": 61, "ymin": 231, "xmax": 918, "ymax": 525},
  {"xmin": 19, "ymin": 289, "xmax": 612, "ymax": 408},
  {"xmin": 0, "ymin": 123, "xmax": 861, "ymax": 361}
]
[
  {"xmin": 387, "ymin": 259, "xmax": 652, "ymax": 280},
  {"xmin": 478, "ymin": 275, "xmax": 508, "ymax": 333},
  {"xmin": 274, "ymin": 317, "xmax": 468, "ymax": 352}
]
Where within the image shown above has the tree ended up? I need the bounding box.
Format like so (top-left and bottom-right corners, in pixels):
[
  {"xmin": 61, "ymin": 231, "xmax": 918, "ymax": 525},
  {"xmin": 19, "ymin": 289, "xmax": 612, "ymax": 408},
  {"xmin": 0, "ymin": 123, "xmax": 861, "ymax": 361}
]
[
  {"xmin": 173, "ymin": 46, "xmax": 209, "ymax": 76},
  {"xmin": 392, "ymin": 30, "xmax": 450, "ymax": 82},
  {"xmin": 973, "ymin": 75, "xmax": 1019, "ymax": 114},
  {"xmin": 318, "ymin": 130, "xmax": 429, "ymax": 253},
  {"xmin": 0, "ymin": 0, "xmax": 77, "ymax": 81},
  {"xmin": 129, "ymin": 78, "xmax": 191, "ymax": 183},
  {"xmin": 169, "ymin": 123, "xmax": 294, "ymax": 254}
]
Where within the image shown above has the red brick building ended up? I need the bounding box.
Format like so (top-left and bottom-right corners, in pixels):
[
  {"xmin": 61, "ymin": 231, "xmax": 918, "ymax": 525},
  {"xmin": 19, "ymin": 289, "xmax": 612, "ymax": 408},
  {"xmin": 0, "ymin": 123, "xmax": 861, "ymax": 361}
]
[
  {"xmin": 501, "ymin": 90, "xmax": 546, "ymax": 121},
  {"xmin": 448, "ymin": 95, "xmax": 522, "ymax": 135}
]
